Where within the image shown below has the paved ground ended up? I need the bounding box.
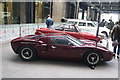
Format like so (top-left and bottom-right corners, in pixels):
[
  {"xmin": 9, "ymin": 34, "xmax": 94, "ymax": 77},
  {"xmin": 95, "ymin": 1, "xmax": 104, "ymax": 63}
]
[{"xmin": 1, "ymin": 42, "xmax": 118, "ymax": 78}]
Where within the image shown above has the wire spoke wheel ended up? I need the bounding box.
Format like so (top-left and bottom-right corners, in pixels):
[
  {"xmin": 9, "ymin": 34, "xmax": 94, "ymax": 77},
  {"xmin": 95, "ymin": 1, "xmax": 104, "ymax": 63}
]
[
  {"xmin": 21, "ymin": 48, "xmax": 33, "ymax": 60},
  {"xmin": 18, "ymin": 46, "xmax": 36, "ymax": 61},
  {"xmin": 84, "ymin": 51, "xmax": 102, "ymax": 66},
  {"xmin": 87, "ymin": 53, "xmax": 99, "ymax": 65}
]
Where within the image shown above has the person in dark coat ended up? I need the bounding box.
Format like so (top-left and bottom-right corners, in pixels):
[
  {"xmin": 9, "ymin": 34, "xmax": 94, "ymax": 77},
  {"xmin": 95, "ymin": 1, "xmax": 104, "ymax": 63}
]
[
  {"xmin": 46, "ymin": 14, "xmax": 54, "ymax": 28},
  {"xmin": 98, "ymin": 19, "xmax": 105, "ymax": 27},
  {"xmin": 111, "ymin": 20, "xmax": 120, "ymax": 59},
  {"xmin": 61, "ymin": 17, "xmax": 67, "ymax": 22},
  {"xmin": 107, "ymin": 19, "xmax": 114, "ymax": 33}
]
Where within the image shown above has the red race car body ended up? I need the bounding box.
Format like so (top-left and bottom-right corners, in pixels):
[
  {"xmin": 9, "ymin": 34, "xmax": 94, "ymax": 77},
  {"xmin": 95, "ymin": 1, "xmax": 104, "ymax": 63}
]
[
  {"xmin": 11, "ymin": 33, "xmax": 114, "ymax": 67},
  {"xmin": 35, "ymin": 25, "xmax": 101, "ymax": 42}
]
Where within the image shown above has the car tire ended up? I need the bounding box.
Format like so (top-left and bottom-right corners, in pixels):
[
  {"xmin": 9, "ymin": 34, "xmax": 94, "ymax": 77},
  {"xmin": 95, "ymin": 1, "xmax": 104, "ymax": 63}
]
[
  {"xmin": 18, "ymin": 46, "xmax": 37, "ymax": 61},
  {"xmin": 83, "ymin": 51, "xmax": 102, "ymax": 66}
]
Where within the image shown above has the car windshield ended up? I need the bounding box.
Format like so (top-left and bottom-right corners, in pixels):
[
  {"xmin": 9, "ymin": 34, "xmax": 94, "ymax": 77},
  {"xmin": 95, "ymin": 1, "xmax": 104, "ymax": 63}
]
[
  {"xmin": 54, "ymin": 24, "xmax": 64, "ymax": 30},
  {"xmin": 50, "ymin": 35, "xmax": 84, "ymax": 47},
  {"xmin": 55, "ymin": 24, "xmax": 77, "ymax": 32},
  {"xmin": 66, "ymin": 35, "xmax": 84, "ymax": 46},
  {"xmin": 75, "ymin": 26, "xmax": 81, "ymax": 32}
]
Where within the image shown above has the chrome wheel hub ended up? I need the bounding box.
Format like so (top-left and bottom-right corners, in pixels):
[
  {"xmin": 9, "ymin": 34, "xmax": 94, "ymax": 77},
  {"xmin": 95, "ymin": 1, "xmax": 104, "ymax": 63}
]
[
  {"xmin": 87, "ymin": 53, "xmax": 99, "ymax": 65},
  {"xmin": 21, "ymin": 48, "xmax": 33, "ymax": 59}
]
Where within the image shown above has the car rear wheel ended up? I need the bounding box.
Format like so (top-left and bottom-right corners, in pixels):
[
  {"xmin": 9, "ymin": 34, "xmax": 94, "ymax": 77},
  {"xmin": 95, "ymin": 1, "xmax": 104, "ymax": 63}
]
[
  {"xmin": 83, "ymin": 51, "xmax": 102, "ymax": 66},
  {"xmin": 18, "ymin": 46, "xmax": 37, "ymax": 61}
]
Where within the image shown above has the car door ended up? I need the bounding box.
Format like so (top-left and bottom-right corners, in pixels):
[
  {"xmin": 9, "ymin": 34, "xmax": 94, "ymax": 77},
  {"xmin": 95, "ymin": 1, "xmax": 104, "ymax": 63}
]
[{"xmin": 49, "ymin": 36, "xmax": 82, "ymax": 60}]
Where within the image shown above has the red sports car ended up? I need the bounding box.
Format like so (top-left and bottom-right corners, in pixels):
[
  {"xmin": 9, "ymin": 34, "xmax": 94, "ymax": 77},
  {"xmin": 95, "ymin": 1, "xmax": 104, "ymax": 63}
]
[
  {"xmin": 35, "ymin": 24, "xmax": 101, "ymax": 42},
  {"xmin": 11, "ymin": 33, "xmax": 114, "ymax": 67}
]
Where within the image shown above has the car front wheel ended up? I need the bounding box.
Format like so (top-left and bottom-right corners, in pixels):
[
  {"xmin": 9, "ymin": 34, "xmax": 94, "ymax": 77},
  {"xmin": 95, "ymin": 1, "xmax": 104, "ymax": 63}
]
[
  {"xmin": 18, "ymin": 46, "xmax": 37, "ymax": 61},
  {"xmin": 84, "ymin": 51, "xmax": 102, "ymax": 66}
]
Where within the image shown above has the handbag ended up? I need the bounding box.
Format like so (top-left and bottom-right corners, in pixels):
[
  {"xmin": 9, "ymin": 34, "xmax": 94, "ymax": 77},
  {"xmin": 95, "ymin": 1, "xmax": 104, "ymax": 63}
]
[{"xmin": 112, "ymin": 40, "xmax": 119, "ymax": 47}]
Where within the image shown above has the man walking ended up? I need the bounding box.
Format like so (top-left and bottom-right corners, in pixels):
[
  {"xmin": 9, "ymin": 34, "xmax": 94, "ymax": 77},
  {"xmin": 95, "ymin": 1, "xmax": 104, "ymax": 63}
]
[
  {"xmin": 46, "ymin": 14, "xmax": 54, "ymax": 28},
  {"xmin": 111, "ymin": 20, "xmax": 120, "ymax": 59},
  {"xmin": 107, "ymin": 19, "xmax": 114, "ymax": 33},
  {"xmin": 99, "ymin": 19, "xmax": 105, "ymax": 27}
]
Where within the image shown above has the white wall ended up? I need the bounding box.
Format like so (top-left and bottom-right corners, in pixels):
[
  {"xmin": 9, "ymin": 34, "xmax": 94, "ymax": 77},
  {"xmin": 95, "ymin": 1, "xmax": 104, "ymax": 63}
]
[
  {"xmin": 0, "ymin": 23, "xmax": 45, "ymax": 44},
  {"xmin": 101, "ymin": 13, "xmax": 119, "ymax": 23},
  {"xmin": 0, "ymin": 23, "xmax": 61, "ymax": 44}
]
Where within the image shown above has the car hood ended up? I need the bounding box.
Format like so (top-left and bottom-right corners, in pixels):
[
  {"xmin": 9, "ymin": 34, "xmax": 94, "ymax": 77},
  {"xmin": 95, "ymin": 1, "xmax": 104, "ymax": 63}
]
[{"xmin": 81, "ymin": 39, "xmax": 108, "ymax": 50}]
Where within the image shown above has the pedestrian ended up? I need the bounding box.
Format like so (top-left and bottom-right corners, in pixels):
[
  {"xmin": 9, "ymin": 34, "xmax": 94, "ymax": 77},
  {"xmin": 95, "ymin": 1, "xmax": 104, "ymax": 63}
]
[
  {"xmin": 105, "ymin": 21, "xmax": 108, "ymax": 26},
  {"xmin": 61, "ymin": 17, "xmax": 66, "ymax": 22},
  {"xmin": 98, "ymin": 19, "xmax": 105, "ymax": 27},
  {"xmin": 107, "ymin": 19, "xmax": 114, "ymax": 33},
  {"xmin": 46, "ymin": 14, "xmax": 54, "ymax": 28},
  {"xmin": 111, "ymin": 20, "xmax": 120, "ymax": 59}
]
